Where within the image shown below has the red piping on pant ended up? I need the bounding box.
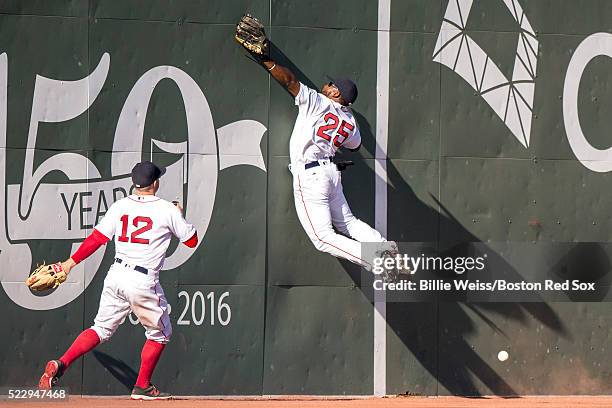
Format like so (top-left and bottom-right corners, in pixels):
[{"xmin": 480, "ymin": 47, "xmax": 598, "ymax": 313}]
[{"xmin": 297, "ymin": 174, "xmax": 370, "ymax": 267}]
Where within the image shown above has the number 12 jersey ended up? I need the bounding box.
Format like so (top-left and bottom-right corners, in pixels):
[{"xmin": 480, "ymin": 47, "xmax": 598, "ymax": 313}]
[{"xmin": 95, "ymin": 195, "xmax": 196, "ymax": 271}]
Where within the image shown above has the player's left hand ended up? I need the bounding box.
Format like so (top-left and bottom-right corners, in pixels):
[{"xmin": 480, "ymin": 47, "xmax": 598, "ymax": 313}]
[
  {"xmin": 173, "ymin": 201, "xmax": 184, "ymax": 215},
  {"xmin": 25, "ymin": 262, "xmax": 68, "ymax": 291},
  {"xmin": 235, "ymin": 14, "xmax": 269, "ymax": 59}
]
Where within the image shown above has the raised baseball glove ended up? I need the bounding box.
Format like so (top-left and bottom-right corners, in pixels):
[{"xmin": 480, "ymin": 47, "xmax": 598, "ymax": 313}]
[
  {"xmin": 235, "ymin": 14, "xmax": 269, "ymax": 58},
  {"xmin": 25, "ymin": 262, "xmax": 67, "ymax": 291}
]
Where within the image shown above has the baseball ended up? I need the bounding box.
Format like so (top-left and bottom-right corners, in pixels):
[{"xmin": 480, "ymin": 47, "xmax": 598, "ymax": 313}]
[{"xmin": 498, "ymin": 350, "xmax": 509, "ymax": 362}]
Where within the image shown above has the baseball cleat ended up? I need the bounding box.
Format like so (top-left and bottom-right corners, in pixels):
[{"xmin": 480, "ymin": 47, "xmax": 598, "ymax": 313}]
[
  {"xmin": 376, "ymin": 242, "xmax": 411, "ymax": 283},
  {"xmin": 130, "ymin": 384, "xmax": 171, "ymax": 400},
  {"xmin": 38, "ymin": 359, "xmax": 65, "ymax": 389}
]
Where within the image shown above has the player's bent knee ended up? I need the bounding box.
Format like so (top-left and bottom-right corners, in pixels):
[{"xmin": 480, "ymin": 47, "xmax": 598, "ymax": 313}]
[
  {"xmin": 90, "ymin": 325, "xmax": 114, "ymax": 343},
  {"xmin": 146, "ymin": 330, "xmax": 171, "ymax": 344},
  {"xmin": 146, "ymin": 322, "xmax": 172, "ymax": 344},
  {"xmin": 311, "ymin": 237, "xmax": 328, "ymax": 252},
  {"xmin": 310, "ymin": 231, "xmax": 344, "ymax": 254}
]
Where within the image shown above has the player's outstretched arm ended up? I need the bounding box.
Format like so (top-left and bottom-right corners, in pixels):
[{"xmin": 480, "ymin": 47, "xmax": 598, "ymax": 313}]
[
  {"xmin": 261, "ymin": 60, "xmax": 300, "ymax": 97},
  {"xmin": 26, "ymin": 222, "xmax": 111, "ymax": 291},
  {"xmin": 234, "ymin": 14, "xmax": 300, "ymax": 97},
  {"xmin": 63, "ymin": 229, "xmax": 110, "ymax": 275}
]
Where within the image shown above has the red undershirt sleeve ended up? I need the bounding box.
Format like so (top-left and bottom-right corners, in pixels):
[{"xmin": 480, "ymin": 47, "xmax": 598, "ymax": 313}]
[
  {"xmin": 182, "ymin": 232, "xmax": 198, "ymax": 248},
  {"xmin": 71, "ymin": 229, "xmax": 110, "ymax": 264}
]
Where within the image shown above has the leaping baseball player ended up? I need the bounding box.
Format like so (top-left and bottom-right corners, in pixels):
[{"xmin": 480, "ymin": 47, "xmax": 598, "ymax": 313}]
[
  {"xmin": 26, "ymin": 161, "xmax": 198, "ymax": 400},
  {"xmin": 236, "ymin": 15, "xmax": 396, "ymax": 270}
]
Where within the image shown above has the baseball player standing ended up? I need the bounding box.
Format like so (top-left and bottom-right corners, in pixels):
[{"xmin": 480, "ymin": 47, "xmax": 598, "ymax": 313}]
[
  {"xmin": 235, "ymin": 15, "xmax": 394, "ymax": 270},
  {"xmin": 30, "ymin": 161, "xmax": 198, "ymax": 400}
]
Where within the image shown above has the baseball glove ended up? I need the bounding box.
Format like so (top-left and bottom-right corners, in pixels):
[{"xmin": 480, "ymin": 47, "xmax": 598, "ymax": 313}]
[
  {"xmin": 25, "ymin": 262, "xmax": 67, "ymax": 291},
  {"xmin": 235, "ymin": 14, "xmax": 269, "ymax": 58}
]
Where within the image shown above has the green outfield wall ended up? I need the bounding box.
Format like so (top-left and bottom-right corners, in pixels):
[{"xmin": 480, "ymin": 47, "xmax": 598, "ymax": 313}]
[{"xmin": 1, "ymin": 0, "xmax": 612, "ymax": 396}]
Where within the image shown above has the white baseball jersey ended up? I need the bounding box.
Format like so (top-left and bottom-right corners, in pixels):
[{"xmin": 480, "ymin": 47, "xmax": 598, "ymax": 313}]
[
  {"xmin": 289, "ymin": 82, "xmax": 361, "ymax": 167},
  {"xmin": 95, "ymin": 194, "xmax": 196, "ymax": 271},
  {"xmin": 288, "ymin": 83, "xmax": 386, "ymax": 270}
]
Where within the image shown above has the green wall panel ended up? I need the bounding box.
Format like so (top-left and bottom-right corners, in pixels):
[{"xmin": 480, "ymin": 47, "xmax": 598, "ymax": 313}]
[
  {"xmin": 385, "ymin": 302, "xmax": 439, "ymax": 396},
  {"xmin": 91, "ymin": 0, "xmax": 270, "ymax": 25},
  {"xmin": 441, "ymin": 157, "xmax": 612, "ymax": 244},
  {"xmin": 271, "ymin": 0, "xmax": 377, "ymax": 30},
  {"xmin": 388, "ymin": 32, "xmax": 440, "ymax": 161},
  {"xmin": 522, "ymin": 0, "xmax": 612, "ymax": 35},
  {"xmin": 263, "ymin": 286, "xmax": 372, "ymax": 394},
  {"xmin": 0, "ymin": 0, "xmax": 87, "ymax": 17},
  {"xmin": 391, "ymin": 0, "xmax": 442, "ymax": 33},
  {"xmin": 530, "ymin": 160, "xmax": 612, "ymax": 242},
  {"xmin": 440, "ymin": 158, "xmax": 536, "ymax": 243},
  {"xmin": 387, "ymin": 159, "xmax": 439, "ymax": 243}
]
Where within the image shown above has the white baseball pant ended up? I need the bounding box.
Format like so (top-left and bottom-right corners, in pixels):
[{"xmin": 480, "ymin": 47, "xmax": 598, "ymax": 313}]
[
  {"xmin": 293, "ymin": 161, "xmax": 386, "ymax": 269},
  {"xmin": 90, "ymin": 263, "xmax": 172, "ymax": 344}
]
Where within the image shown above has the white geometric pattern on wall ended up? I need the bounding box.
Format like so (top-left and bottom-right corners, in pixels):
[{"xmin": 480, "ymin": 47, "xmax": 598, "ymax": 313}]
[{"xmin": 433, "ymin": 0, "xmax": 538, "ymax": 148}]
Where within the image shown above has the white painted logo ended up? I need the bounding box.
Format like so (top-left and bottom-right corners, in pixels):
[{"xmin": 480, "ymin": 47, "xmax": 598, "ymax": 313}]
[
  {"xmin": 564, "ymin": 33, "xmax": 612, "ymax": 172},
  {"xmin": 0, "ymin": 53, "xmax": 267, "ymax": 310},
  {"xmin": 433, "ymin": 0, "xmax": 539, "ymax": 148}
]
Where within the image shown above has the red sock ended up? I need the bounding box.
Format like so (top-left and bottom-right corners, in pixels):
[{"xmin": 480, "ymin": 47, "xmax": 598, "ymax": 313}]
[
  {"xmin": 59, "ymin": 328, "xmax": 100, "ymax": 368},
  {"xmin": 135, "ymin": 340, "xmax": 166, "ymax": 388}
]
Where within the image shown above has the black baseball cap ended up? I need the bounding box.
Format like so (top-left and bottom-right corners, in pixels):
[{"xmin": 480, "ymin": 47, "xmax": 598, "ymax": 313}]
[
  {"xmin": 131, "ymin": 161, "xmax": 166, "ymax": 188},
  {"xmin": 327, "ymin": 76, "xmax": 358, "ymax": 105}
]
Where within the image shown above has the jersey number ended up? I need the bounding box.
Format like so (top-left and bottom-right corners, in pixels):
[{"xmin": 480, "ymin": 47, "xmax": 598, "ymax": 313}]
[
  {"xmin": 118, "ymin": 215, "xmax": 153, "ymax": 244},
  {"xmin": 315, "ymin": 113, "xmax": 354, "ymax": 147}
]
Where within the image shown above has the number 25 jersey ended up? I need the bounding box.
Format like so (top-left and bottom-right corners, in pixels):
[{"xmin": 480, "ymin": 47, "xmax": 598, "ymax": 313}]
[
  {"xmin": 95, "ymin": 195, "xmax": 196, "ymax": 271},
  {"xmin": 289, "ymin": 83, "xmax": 361, "ymax": 167}
]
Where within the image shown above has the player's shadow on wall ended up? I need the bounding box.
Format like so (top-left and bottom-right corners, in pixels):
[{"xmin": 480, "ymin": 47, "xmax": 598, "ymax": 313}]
[
  {"xmin": 548, "ymin": 243, "xmax": 612, "ymax": 302},
  {"xmin": 93, "ymin": 351, "xmax": 138, "ymax": 391},
  {"xmin": 269, "ymin": 43, "xmax": 581, "ymax": 397},
  {"xmin": 355, "ymin": 110, "xmax": 576, "ymax": 396}
]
